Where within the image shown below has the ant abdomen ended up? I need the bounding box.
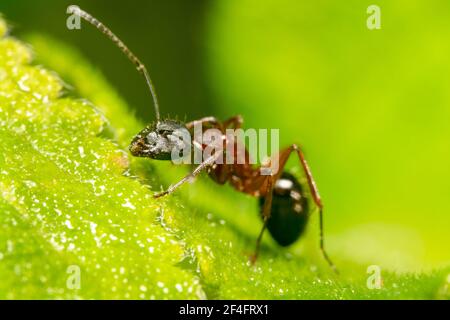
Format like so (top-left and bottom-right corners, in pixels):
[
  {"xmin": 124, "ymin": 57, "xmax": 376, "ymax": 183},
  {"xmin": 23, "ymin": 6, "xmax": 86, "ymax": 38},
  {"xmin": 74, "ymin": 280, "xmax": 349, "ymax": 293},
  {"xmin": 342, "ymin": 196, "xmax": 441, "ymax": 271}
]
[{"xmin": 259, "ymin": 172, "xmax": 309, "ymax": 247}]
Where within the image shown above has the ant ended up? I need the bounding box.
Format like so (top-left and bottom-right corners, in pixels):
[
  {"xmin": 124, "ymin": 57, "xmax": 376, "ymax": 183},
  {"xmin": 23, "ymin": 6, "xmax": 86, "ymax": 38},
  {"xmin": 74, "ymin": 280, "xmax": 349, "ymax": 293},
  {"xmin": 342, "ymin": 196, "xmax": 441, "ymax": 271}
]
[{"xmin": 70, "ymin": 6, "xmax": 338, "ymax": 273}]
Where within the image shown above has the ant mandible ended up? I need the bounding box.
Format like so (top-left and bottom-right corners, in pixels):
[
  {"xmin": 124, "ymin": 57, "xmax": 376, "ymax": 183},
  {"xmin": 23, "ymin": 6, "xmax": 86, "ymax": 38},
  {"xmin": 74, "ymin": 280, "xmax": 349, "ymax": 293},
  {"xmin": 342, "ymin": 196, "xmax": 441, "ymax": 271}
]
[{"xmin": 70, "ymin": 6, "xmax": 337, "ymax": 273}]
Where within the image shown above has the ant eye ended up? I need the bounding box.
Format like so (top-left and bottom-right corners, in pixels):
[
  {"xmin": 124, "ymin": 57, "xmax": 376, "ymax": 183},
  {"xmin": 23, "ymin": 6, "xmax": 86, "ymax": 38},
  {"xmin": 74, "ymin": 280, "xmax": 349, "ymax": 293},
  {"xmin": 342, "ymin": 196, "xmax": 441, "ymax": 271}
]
[
  {"xmin": 157, "ymin": 129, "xmax": 172, "ymax": 136},
  {"xmin": 146, "ymin": 132, "xmax": 158, "ymax": 143}
]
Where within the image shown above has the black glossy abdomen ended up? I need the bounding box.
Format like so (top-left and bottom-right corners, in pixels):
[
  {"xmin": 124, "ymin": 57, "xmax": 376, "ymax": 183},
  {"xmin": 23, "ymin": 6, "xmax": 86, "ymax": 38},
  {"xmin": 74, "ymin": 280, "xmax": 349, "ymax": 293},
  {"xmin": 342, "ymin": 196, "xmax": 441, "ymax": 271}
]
[{"xmin": 259, "ymin": 172, "xmax": 309, "ymax": 246}]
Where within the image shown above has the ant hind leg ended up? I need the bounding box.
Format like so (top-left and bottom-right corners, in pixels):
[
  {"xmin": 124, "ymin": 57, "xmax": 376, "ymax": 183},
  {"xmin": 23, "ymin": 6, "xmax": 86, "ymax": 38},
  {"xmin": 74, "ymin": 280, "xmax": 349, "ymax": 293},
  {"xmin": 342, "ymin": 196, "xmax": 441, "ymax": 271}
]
[{"xmin": 291, "ymin": 144, "xmax": 338, "ymax": 274}]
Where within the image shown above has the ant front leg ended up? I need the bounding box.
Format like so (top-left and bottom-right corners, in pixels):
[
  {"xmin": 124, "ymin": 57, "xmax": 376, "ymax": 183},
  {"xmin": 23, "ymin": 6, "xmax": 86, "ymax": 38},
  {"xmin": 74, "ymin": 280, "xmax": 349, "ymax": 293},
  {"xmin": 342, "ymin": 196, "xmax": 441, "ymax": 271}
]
[
  {"xmin": 153, "ymin": 153, "xmax": 220, "ymax": 198},
  {"xmin": 185, "ymin": 115, "xmax": 243, "ymax": 131},
  {"xmin": 185, "ymin": 116, "xmax": 220, "ymax": 130}
]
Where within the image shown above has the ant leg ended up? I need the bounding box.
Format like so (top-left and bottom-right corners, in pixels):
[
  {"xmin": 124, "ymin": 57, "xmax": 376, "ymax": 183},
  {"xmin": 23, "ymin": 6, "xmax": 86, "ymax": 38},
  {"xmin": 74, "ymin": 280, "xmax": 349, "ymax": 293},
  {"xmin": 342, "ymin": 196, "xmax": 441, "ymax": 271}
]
[
  {"xmin": 291, "ymin": 144, "xmax": 338, "ymax": 274},
  {"xmin": 223, "ymin": 115, "xmax": 243, "ymax": 129},
  {"xmin": 185, "ymin": 117, "xmax": 219, "ymax": 130},
  {"xmin": 317, "ymin": 206, "xmax": 338, "ymax": 274},
  {"xmin": 153, "ymin": 153, "xmax": 219, "ymax": 198},
  {"xmin": 250, "ymin": 175, "xmax": 274, "ymax": 264},
  {"xmin": 249, "ymin": 145, "xmax": 302, "ymax": 264},
  {"xmin": 185, "ymin": 115, "xmax": 242, "ymax": 130}
]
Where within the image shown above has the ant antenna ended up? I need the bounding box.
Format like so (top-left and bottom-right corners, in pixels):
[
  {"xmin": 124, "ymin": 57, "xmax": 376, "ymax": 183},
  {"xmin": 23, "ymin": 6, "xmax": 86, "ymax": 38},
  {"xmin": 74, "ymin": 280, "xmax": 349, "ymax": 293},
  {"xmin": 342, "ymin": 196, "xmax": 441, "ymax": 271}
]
[{"xmin": 68, "ymin": 6, "xmax": 161, "ymax": 122}]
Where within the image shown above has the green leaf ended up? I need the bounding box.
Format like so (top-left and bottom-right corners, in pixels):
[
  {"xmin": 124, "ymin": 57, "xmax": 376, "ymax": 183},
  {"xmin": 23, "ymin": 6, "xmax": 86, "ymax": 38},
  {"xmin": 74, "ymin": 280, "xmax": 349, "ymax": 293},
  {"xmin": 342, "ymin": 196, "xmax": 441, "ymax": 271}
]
[
  {"xmin": 0, "ymin": 22, "xmax": 203, "ymax": 299},
  {"xmin": 0, "ymin": 18, "xmax": 448, "ymax": 299}
]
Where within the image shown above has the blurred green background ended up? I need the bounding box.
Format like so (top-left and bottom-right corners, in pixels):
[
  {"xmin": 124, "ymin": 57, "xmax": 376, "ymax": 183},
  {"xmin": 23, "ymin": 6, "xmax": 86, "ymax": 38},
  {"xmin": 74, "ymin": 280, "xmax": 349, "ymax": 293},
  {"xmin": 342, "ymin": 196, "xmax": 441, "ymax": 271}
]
[{"xmin": 1, "ymin": 0, "xmax": 449, "ymax": 272}]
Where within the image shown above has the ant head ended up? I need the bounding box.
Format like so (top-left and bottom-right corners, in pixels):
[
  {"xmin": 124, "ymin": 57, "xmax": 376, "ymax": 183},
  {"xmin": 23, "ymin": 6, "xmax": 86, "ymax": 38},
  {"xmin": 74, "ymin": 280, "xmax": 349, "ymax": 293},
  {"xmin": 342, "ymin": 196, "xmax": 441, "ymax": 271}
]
[{"xmin": 129, "ymin": 120, "xmax": 190, "ymax": 160}]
